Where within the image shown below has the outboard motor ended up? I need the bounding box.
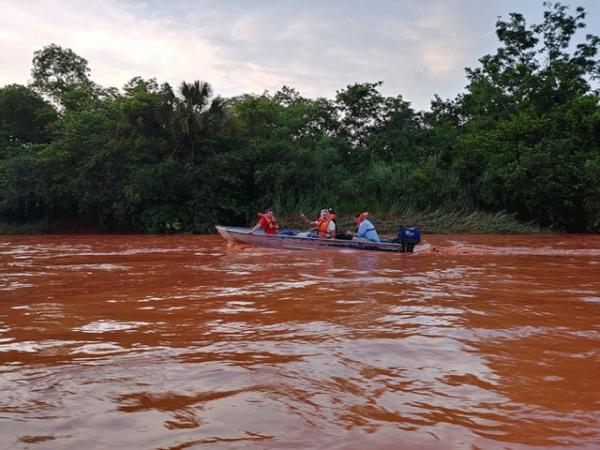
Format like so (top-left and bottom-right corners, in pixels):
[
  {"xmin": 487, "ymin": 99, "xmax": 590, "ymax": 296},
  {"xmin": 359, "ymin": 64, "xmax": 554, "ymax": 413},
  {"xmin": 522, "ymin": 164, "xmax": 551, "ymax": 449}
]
[{"xmin": 398, "ymin": 227, "xmax": 421, "ymax": 253}]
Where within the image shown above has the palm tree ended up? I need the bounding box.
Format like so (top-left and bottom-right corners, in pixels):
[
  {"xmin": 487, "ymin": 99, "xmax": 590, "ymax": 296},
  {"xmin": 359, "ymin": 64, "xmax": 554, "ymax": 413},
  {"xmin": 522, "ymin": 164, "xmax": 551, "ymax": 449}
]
[{"xmin": 172, "ymin": 81, "xmax": 212, "ymax": 163}]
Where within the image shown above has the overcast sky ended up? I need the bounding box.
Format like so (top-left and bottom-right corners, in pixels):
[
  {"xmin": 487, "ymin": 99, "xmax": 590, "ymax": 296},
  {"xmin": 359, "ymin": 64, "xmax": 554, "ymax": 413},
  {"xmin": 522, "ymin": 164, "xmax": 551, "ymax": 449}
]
[{"xmin": 1, "ymin": 0, "xmax": 598, "ymax": 111}]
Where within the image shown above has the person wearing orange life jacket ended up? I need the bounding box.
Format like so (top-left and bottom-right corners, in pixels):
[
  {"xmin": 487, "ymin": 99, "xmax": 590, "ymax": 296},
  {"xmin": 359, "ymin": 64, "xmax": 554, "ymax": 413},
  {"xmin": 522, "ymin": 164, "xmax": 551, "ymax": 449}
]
[
  {"xmin": 249, "ymin": 207, "xmax": 280, "ymax": 235},
  {"xmin": 299, "ymin": 208, "xmax": 336, "ymax": 238}
]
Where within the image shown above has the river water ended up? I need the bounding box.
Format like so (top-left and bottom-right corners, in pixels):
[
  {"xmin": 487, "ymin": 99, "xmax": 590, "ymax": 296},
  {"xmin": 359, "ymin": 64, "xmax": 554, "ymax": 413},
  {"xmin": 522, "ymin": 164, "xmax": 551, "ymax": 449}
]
[{"xmin": 1, "ymin": 234, "xmax": 599, "ymax": 449}]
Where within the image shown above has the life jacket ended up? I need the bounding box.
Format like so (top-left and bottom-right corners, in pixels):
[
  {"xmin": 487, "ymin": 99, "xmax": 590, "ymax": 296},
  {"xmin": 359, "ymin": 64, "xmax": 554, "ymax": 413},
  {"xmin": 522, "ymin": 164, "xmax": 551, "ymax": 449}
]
[
  {"xmin": 315, "ymin": 216, "xmax": 333, "ymax": 238},
  {"xmin": 258, "ymin": 213, "xmax": 279, "ymax": 233}
]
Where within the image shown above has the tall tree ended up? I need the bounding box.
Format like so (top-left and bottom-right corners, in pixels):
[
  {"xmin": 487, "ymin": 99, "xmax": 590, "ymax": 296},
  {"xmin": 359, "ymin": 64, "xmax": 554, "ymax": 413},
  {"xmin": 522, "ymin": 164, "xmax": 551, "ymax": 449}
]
[
  {"xmin": 0, "ymin": 84, "xmax": 57, "ymax": 151},
  {"xmin": 455, "ymin": 1, "xmax": 600, "ymax": 230},
  {"xmin": 172, "ymin": 80, "xmax": 224, "ymax": 162},
  {"xmin": 30, "ymin": 44, "xmax": 93, "ymax": 109},
  {"xmin": 335, "ymin": 82, "xmax": 385, "ymax": 151}
]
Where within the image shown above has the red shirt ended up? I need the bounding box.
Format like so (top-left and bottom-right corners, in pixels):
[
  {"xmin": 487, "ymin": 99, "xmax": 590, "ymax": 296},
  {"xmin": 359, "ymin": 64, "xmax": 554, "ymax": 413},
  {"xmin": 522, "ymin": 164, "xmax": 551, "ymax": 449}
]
[{"xmin": 259, "ymin": 215, "xmax": 278, "ymax": 234}]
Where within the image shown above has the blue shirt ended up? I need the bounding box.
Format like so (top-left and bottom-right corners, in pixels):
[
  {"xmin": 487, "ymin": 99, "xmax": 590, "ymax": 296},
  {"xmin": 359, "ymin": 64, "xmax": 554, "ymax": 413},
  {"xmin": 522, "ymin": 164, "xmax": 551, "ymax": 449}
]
[{"xmin": 357, "ymin": 219, "xmax": 380, "ymax": 242}]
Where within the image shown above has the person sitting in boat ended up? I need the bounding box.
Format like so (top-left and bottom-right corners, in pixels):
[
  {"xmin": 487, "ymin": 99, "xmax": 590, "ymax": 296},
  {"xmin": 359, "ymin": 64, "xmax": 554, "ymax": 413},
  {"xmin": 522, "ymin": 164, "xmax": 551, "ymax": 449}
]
[
  {"xmin": 298, "ymin": 209, "xmax": 336, "ymax": 238},
  {"xmin": 249, "ymin": 207, "xmax": 280, "ymax": 235},
  {"xmin": 352, "ymin": 212, "xmax": 380, "ymax": 242},
  {"xmin": 328, "ymin": 208, "xmax": 337, "ymax": 228}
]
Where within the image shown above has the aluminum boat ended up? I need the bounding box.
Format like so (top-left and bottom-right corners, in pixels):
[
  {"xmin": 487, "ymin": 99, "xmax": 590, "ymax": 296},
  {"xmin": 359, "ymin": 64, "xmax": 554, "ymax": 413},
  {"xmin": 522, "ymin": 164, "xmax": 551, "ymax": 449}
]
[{"xmin": 216, "ymin": 225, "xmax": 419, "ymax": 253}]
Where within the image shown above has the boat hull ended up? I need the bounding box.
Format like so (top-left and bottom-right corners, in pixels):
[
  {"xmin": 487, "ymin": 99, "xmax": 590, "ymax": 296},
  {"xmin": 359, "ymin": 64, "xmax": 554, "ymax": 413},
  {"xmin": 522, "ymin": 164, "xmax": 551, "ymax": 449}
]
[{"xmin": 216, "ymin": 226, "xmax": 414, "ymax": 253}]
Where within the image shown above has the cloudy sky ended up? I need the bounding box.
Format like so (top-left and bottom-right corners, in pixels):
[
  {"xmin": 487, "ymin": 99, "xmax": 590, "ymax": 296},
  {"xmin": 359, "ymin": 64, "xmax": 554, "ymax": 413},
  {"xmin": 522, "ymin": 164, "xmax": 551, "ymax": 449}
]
[{"xmin": 1, "ymin": 0, "xmax": 598, "ymax": 110}]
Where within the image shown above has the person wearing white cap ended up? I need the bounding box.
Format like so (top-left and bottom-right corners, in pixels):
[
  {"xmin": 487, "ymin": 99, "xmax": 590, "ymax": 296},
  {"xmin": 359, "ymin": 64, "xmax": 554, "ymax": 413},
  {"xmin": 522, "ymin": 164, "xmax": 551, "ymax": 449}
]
[{"xmin": 298, "ymin": 209, "xmax": 336, "ymax": 238}]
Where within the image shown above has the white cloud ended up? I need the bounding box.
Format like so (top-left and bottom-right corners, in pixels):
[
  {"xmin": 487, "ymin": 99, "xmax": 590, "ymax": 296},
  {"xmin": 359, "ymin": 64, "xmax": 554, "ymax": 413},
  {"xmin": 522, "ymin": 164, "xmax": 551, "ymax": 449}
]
[
  {"xmin": 230, "ymin": 14, "xmax": 263, "ymax": 43},
  {"xmin": 2, "ymin": 0, "xmax": 597, "ymax": 110},
  {"xmin": 0, "ymin": 0, "xmax": 286, "ymax": 96}
]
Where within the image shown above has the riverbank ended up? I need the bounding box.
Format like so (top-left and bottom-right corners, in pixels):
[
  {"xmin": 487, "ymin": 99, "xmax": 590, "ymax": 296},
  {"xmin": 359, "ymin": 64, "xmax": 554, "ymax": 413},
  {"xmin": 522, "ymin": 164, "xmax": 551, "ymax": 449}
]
[
  {"xmin": 0, "ymin": 218, "xmax": 107, "ymax": 235},
  {"xmin": 282, "ymin": 207, "xmax": 542, "ymax": 235},
  {"xmin": 1, "ymin": 208, "xmax": 543, "ymax": 235}
]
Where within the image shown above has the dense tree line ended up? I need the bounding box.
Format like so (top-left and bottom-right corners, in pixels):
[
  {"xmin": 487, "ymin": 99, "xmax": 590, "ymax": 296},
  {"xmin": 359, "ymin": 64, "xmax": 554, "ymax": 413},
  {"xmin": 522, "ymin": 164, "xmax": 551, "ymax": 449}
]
[{"xmin": 1, "ymin": 2, "xmax": 599, "ymax": 232}]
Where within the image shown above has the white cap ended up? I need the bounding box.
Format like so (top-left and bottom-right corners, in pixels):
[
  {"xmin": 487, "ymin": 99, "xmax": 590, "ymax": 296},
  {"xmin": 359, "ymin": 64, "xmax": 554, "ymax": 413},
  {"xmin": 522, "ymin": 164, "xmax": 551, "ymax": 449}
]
[{"xmin": 320, "ymin": 209, "xmax": 329, "ymax": 215}]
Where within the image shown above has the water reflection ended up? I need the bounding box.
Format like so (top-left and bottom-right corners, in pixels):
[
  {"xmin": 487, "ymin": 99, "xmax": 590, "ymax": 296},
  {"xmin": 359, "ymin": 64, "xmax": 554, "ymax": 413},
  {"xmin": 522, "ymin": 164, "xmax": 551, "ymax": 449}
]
[{"xmin": 0, "ymin": 234, "xmax": 599, "ymax": 449}]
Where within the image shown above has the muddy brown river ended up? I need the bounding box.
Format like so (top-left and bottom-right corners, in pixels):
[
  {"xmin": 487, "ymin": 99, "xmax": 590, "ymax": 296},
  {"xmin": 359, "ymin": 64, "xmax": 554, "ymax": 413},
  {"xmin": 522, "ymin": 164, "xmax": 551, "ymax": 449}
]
[{"xmin": 1, "ymin": 234, "xmax": 599, "ymax": 449}]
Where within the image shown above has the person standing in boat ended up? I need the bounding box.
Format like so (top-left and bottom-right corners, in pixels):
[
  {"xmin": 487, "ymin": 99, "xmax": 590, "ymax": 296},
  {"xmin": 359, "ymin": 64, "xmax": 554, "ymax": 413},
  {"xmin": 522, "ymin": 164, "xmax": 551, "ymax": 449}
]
[
  {"xmin": 299, "ymin": 209, "xmax": 336, "ymax": 238},
  {"xmin": 249, "ymin": 207, "xmax": 280, "ymax": 235},
  {"xmin": 352, "ymin": 212, "xmax": 380, "ymax": 242}
]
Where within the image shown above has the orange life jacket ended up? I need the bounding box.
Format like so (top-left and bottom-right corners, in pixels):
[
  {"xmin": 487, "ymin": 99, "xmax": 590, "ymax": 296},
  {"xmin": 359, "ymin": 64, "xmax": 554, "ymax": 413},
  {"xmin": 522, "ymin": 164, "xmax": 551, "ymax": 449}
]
[
  {"xmin": 315, "ymin": 217, "xmax": 333, "ymax": 238},
  {"xmin": 258, "ymin": 213, "xmax": 279, "ymax": 233}
]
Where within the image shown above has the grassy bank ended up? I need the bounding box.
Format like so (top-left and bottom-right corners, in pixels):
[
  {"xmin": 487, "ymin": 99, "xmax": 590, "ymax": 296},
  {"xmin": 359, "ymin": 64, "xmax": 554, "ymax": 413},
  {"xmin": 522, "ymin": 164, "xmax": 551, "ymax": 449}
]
[
  {"xmin": 0, "ymin": 218, "xmax": 105, "ymax": 235},
  {"xmin": 1, "ymin": 208, "xmax": 543, "ymax": 235},
  {"xmin": 281, "ymin": 207, "xmax": 543, "ymax": 235}
]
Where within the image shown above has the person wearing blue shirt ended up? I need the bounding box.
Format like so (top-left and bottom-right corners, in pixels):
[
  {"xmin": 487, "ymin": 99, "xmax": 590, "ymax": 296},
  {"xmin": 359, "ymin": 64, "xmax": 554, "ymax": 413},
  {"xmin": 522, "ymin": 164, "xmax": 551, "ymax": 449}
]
[{"xmin": 354, "ymin": 212, "xmax": 380, "ymax": 242}]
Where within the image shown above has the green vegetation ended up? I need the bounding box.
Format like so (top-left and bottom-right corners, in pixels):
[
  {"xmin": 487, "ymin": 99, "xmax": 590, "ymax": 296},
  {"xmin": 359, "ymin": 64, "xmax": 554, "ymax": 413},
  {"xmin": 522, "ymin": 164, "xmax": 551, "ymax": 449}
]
[
  {"xmin": 283, "ymin": 208, "xmax": 539, "ymax": 235},
  {"xmin": 1, "ymin": 2, "xmax": 598, "ymax": 234},
  {"xmin": 0, "ymin": 220, "xmax": 49, "ymax": 235}
]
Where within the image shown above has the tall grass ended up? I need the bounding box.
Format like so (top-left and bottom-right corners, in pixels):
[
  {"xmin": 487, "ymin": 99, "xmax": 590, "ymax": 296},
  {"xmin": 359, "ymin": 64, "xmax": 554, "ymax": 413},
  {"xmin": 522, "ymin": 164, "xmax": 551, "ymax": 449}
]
[
  {"xmin": 371, "ymin": 205, "xmax": 542, "ymax": 234},
  {"xmin": 279, "ymin": 204, "xmax": 542, "ymax": 234},
  {"xmin": 1, "ymin": 206, "xmax": 541, "ymax": 235}
]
